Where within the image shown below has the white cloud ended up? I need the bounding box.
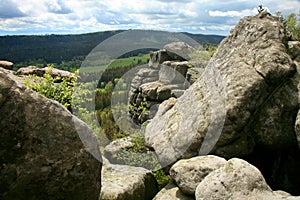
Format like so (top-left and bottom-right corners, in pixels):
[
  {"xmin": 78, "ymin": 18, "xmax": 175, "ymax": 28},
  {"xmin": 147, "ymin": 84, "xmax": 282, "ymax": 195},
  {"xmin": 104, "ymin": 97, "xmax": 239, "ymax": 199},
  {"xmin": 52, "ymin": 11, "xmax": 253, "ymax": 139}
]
[
  {"xmin": 209, "ymin": 8, "xmax": 257, "ymax": 17},
  {"xmin": 1, "ymin": 0, "xmax": 299, "ymax": 36}
]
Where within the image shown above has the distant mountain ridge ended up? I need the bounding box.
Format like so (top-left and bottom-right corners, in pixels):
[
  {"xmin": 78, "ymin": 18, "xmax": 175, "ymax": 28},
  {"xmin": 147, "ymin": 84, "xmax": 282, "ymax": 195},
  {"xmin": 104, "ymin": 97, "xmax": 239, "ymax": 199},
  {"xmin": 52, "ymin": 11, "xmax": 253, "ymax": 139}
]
[{"xmin": 0, "ymin": 30, "xmax": 225, "ymax": 64}]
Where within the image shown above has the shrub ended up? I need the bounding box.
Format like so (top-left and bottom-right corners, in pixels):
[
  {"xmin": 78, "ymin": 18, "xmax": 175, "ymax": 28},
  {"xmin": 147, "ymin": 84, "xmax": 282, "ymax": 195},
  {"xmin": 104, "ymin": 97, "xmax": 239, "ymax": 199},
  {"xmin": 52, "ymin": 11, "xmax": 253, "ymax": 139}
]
[{"xmin": 24, "ymin": 65, "xmax": 78, "ymax": 111}]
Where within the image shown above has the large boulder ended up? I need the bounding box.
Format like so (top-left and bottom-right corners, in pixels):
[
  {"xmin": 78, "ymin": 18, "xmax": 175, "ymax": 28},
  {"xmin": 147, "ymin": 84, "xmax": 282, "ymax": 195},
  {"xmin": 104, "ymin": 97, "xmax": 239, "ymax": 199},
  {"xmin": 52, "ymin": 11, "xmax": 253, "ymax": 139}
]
[
  {"xmin": 100, "ymin": 161, "xmax": 158, "ymax": 200},
  {"xmin": 0, "ymin": 68, "xmax": 101, "ymax": 199},
  {"xmin": 163, "ymin": 42, "xmax": 195, "ymax": 61},
  {"xmin": 195, "ymin": 158, "xmax": 300, "ymax": 200},
  {"xmin": 169, "ymin": 155, "xmax": 226, "ymax": 195},
  {"xmin": 0, "ymin": 60, "xmax": 13, "ymax": 70},
  {"xmin": 145, "ymin": 12, "xmax": 297, "ymax": 166}
]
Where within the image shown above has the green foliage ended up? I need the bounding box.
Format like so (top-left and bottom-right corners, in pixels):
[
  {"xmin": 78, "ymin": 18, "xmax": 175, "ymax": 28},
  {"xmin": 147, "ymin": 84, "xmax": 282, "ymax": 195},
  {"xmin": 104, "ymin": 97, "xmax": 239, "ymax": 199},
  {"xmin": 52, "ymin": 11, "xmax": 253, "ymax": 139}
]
[
  {"xmin": 152, "ymin": 169, "xmax": 172, "ymax": 190},
  {"xmin": 96, "ymin": 107, "xmax": 128, "ymax": 140},
  {"xmin": 129, "ymin": 97, "xmax": 149, "ymax": 120},
  {"xmin": 206, "ymin": 44, "xmax": 218, "ymax": 57},
  {"xmin": 189, "ymin": 45, "xmax": 212, "ymax": 68},
  {"xmin": 24, "ymin": 65, "xmax": 78, "ymax": 110},
  {"xmin": 285, "ymin": 12, "xmax": 300, "ymax": 41},
  {"xmin": 276, "ymin": 11, "xmax": 300, "ymax": 41},
  {"xmin": 111, "ymin": 133, "xmax": 172, "ymax": 189}
]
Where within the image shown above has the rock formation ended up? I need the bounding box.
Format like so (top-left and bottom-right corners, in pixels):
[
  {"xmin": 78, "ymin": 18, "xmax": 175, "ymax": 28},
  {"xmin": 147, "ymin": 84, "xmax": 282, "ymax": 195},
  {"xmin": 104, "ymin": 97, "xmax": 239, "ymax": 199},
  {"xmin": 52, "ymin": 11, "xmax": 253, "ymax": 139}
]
[
  {"xmin": 16, "ymin": 66, "xmax": 75, "ymax": 80},
  {"xmin": 0, "ymin": 60, "xmax": 13, "ymax": 70},
  {"xmin": 145, "ymin": 12, "xmax": 300, "ymax": 194},
  {"xmin": 129, "ymin": 42, "xmax": 204, "ymax": 124},
  {"xmin": 0, "ymin": 67, "xmax": 101, "ymax": 199}
]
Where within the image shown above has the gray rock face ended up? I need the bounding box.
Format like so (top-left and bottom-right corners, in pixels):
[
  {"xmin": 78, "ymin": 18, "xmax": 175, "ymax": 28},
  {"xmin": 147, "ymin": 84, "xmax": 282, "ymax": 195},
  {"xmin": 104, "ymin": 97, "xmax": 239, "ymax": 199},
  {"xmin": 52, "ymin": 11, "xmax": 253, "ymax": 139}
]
[
  {"xmin": 159, "ymin": 61, "xmax": 190, "ymax": 84},
  {"xmin": 195, "ymin": 158, "xmax": 299, "ymax": 200},
  {"xmin": 288, "ymin": 41, "xmax": 300, "ymax": 62},
  {"xmin": 16, "ymin": 66, "xmax": 75, "ymax": 80},
  {"xmin": 153, "ymin": 182, "xmax": 194, "ymax": 200},
  {"xmin": 295, "ymin": 111, "xmax": 300, "ymax": 149},
  {"xmin": 145, "ymin": 12, "xmax": 297, "ymax": 166},
  {"xmin": 129, "ymin": 42, "xmax": 197, "ymax": 125},
  {"xmin": 169, "ymin": 155, "xmax": 226, "ymax": 195},
  {"xmin": 0, "ymin": 68, "xmax": 101, "ymax": 199},
  {"xmin": 0, "ymin": 60, "xmax": 13, "ymax": 70},
  {"xmin": 186, "ymin": 67, "xmax": 204, "ymax": 84},
  {"xmin": 163, "ymin": 42, "xmax": 195, "ymax": 61},
  {"xmin": 100, "ymin": 162, "xmax": 158, "ymax": 200}
]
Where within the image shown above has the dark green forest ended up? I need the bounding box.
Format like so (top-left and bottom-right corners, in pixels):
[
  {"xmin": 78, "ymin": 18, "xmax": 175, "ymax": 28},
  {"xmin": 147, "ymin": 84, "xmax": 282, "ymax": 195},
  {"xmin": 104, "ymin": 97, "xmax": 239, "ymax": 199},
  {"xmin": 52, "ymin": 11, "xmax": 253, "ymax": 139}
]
[{"xmin": 0, "ymin": 30, "xmax": 224, "ymax": 67}]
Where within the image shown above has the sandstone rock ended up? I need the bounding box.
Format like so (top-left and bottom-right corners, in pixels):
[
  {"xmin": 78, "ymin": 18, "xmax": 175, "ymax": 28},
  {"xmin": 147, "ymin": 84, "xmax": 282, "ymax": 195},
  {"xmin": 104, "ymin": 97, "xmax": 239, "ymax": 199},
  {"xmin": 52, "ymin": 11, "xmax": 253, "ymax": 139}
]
[
  {"xmin": 0, "ymin": 68, "xmax": 101, "ymax": 199},
  {"xmin": 101, "ymin": 162, "xmax": 158, "ymax": 200},
  {"xmin": 149, "ymin": 50, "xmax": 173, "ymax": 67},
  {"xmin": 16, "ymin": 66, "xmax": 45, "ymax": 76},
  {"xmin": 0, "ymin": 60, "xmax": 13, "ymax": 70},
  {"xmin": 159, "ymin": 61, "xmax": 190, "ymax": 84},
  {"xmin": 145, "ymin": 13, "xmax": 296, "ymax": 166},
  {"xmin": 186, "ymin": 67, "xmax": 204, "ymax": 84},
  {"xmin": 104, "ymin": 137, "xmax": 134, "ymax": 164},
  {"xmin": 104, "ymin": 134, "xmax": 160, "ymax": 169},
  {"xmin": 171, "ymin": 89, "xmax": 185, "ymax": 98},
  {"xmin": 153, "ymin": 182, "xmax": 194, "ymax": 200},
  {"xmin": 163, "ymin": 42, "xmax": 195, "ymax": 61},
  {"xmin": 140, "ymin": 81, "xmax": 166, "ymax": 100},
  {"xmin": 288, "ymin": 41, "xmax": 300, "ymax": 62},
  {"xmin": 137, "ymin": 68, "xmax": 159, "ymax": 77},
  {"xmin": 195, "ymin": 158, "xmax": 300, "ymax": 200},
  {"xmin": 274, "ymin": 191, "xmax": 300, "ymax": 200},
  {"xmin": 16, "ymin": 66, "xmax": 75, "ymax": 80},
  {"xmin": 196, "ymin": 158, "xmax": 272, "ymax": 200},
  {"xmin": 252, "ymin": 69, "xmax": 299, "ymax": 149},
  {"xmin": 155, "ymin": 97, "xmax": 177, "ymax": 116},
  {"xmin": 170, "ymin": 155, "xmax": 226, "ymax": 195},
  {"xmin": 129, "ymin": 42, "xmax": 197, "ymax": 125},
  {"xmin": 295, "ymin": 110, "xmax": 300, "ymax": 148}
]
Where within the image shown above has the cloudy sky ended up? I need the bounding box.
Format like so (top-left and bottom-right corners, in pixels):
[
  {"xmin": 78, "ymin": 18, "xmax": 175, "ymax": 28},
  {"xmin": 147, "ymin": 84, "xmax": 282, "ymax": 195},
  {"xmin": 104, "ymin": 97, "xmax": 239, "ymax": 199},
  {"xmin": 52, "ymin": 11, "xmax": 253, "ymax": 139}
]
[{"xmin": 0, "ymin": 0, "xmax": 299, "ymax": 36}]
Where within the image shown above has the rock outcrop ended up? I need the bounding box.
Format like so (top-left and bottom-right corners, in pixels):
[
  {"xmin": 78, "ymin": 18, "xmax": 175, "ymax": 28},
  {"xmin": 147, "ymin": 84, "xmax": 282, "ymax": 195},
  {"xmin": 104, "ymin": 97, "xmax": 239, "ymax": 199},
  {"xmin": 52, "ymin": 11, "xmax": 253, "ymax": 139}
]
[
  {"xmin": 16, "ymin": 66, "xmax": 75, "ymax": 80},
  {"xmin": 0, "ymin": 67, "xmax": 101, "ymax": 199},
  {"xmin": 129, "ymin": 42, "xmax": 202, "ymax": 124},
  {"xmin": 145, "ymin": 12, "xmax": 297, "ymax": 161},
  {"xmin": 145, "ymin": 11, "xmax": 300, "ymax": 195},
  {"xmin": 100, "ymin": 158, "xmax": 158, "ymax": 200},
  {"xmin": 0, "ymin": 60, "xmax": 13, "ymax": 70}
]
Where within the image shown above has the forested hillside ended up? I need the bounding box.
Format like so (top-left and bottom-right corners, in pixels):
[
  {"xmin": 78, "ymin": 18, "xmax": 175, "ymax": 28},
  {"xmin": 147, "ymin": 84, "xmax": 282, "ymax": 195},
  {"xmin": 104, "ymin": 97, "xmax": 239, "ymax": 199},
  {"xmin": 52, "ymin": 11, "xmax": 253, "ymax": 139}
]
[{"xmin": 0, "ymin": 30, "xmax": 224, "ymax": 65}]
